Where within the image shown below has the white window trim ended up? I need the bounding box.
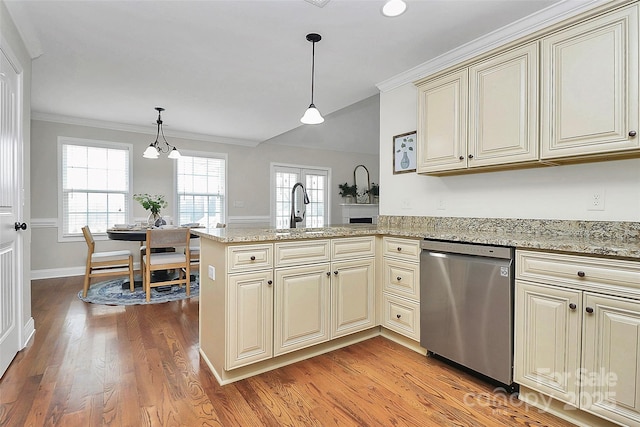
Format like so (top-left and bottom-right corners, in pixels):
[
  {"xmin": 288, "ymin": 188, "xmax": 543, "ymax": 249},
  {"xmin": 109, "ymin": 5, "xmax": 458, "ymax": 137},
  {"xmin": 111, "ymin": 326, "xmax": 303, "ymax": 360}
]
[
  {"xmin": 173, "ymin": 149, "xmax": 228, "ymax": 226},
  {"xmin": 269, "ymin": 162, "xmax": 332, "ymax": 227},
  {"xmin": 57, "ymin": 136, "xmax": 134, "ymax": 242}
]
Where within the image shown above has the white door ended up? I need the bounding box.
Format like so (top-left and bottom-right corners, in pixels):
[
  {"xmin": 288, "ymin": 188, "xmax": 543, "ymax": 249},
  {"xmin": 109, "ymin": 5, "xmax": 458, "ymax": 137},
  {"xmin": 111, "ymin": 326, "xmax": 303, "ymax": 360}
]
[
  {"xmin": 272, "ymin": 164, "xmax": 329, "ymax": 229},
  {"xmin": 0, "ymin": 48, "xmax": 24, "ymax": 378}
]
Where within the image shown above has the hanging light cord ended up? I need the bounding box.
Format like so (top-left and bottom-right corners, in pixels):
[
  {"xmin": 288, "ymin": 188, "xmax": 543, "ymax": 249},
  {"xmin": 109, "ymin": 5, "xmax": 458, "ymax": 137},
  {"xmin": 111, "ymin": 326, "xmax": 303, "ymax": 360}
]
[{"xmin": 310, "ymin": 40, "xmax": 316, "ymax": 105}]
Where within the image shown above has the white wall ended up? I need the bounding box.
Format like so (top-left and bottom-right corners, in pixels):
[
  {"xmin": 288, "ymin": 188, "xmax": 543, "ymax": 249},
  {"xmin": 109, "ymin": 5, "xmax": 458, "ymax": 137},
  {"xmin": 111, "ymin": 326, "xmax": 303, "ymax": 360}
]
[
  {"xmin": 379, "ymin": 83, "xmax": 640, "ymax": 222},
  {"xmin": 30, "ymin": 96, "xmax": 379, "ymax": 276}
]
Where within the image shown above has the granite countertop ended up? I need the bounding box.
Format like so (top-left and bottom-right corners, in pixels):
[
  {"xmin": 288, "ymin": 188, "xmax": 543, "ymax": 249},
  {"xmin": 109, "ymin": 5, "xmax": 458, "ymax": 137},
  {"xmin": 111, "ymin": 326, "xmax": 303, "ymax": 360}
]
[{"xmin": 192, "ymin": 223, "xmax": 640, "ymax": 260}]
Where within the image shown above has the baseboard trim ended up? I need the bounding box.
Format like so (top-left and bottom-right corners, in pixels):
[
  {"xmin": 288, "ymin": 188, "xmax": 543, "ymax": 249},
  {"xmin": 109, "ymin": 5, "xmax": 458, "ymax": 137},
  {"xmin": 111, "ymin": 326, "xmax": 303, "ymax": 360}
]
[{"xmin": 21, "ymin": 317, "xmax": 35, "ymax": 349}]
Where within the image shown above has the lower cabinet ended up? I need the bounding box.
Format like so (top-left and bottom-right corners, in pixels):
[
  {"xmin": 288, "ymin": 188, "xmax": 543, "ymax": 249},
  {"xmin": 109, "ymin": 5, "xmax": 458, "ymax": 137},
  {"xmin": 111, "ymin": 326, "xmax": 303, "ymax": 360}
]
[
  {"xmin": 331, "ymin": 258, "xmax": 375, "ymax": 339},
  {"xmin": 515, "ymin": 249, "xmax": 640, "ymax": 427},
  {"xmin": 274, "ymin": 263, "xmax": 331, "ymax": 356},
  {"xmin": 226, "ymin": 270, "xmax": 274, "ymax": 370},
  {"xmin": 224, "ymin": 237, "xmax": 376, "ymax": 368}
]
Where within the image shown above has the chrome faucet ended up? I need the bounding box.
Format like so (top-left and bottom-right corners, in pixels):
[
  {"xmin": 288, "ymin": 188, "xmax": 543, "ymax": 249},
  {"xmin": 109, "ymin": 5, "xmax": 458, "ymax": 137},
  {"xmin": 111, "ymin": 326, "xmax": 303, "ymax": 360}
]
[{"xmin": 289, "ymin": 182, "xmax": 310, "ymax": 228}]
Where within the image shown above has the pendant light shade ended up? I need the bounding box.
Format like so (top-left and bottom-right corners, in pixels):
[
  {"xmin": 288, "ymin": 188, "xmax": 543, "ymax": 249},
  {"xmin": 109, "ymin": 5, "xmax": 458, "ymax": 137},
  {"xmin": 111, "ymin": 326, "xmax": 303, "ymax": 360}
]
[
  {"xmin": 143, "ymin": 107, "xmax": 181, "ymax": 159},
  {"xmin": 300, "ymin": 33, "xmax": 324, "ymax": 125}
]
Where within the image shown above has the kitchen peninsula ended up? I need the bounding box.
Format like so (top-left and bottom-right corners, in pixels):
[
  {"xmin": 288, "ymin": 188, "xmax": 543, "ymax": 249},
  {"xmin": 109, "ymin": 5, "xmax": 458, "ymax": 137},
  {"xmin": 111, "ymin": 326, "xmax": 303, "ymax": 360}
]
[{"xmin": 194, "ymin": 216, "xmax": 640, "ymax": 426}]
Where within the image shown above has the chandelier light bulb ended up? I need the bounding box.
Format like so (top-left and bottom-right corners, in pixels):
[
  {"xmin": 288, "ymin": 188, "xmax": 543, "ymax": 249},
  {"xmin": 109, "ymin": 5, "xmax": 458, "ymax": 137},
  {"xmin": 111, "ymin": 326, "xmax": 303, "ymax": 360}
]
[{"xmin": 382, "ymin": 0, "xmax": 407, "ymax": 17}]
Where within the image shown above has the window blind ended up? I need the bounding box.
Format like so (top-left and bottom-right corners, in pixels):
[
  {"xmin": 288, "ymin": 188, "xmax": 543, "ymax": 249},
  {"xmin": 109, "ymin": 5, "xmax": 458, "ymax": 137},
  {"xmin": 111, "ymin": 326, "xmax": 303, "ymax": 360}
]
[{"xmin": 176, "ymin": 155, "xmax": 226, "ymax": 227}]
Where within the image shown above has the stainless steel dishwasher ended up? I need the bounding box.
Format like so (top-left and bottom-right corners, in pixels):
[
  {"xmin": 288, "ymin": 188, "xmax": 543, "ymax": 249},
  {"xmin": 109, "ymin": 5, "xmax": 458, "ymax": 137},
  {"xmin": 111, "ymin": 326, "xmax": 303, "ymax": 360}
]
[{"xmin": 420, "ymin": 239, "xmax": 515, "ymax": 388}]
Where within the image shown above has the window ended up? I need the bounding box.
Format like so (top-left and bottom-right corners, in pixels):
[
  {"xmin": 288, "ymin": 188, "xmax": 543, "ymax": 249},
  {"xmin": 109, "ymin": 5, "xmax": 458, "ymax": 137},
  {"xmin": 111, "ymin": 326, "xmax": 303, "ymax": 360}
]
[
  {"xmin": 176, "ymin": 153, "xmax": 226, "ymax": 228},
  {"xmin": 58, "ymin": 137, "xmax": 132, "ymax": 239},
  {"xmin": 272, "ymin": 164, "xmax": 329, "ymax": 229}
]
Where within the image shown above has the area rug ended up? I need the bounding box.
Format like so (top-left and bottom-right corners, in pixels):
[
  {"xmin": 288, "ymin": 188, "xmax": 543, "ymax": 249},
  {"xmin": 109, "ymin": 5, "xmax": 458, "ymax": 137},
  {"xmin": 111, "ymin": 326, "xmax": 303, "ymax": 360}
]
[{"xmin": 78, "ymin": 276, "xmax": 199, "ymax": 305}]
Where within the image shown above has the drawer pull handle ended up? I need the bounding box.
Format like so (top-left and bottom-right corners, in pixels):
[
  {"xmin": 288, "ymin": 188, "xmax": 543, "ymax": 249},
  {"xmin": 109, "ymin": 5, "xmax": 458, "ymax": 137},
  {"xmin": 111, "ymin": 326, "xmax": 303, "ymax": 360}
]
[
  {"xmin": 267, "ymin": 280, "xmax": 272, "ymax": 286},
  {"xmin": 569, "ymin": 303, "xmax": 577, "ymax": 310},
  {"xmin": 396, "ymin": 314, "xmax": 401, "ymax": 319},
  {"xmin": 250, "ymin": 256, "xmax": 256, "ymax": 261},
  {"xmin": 396, "ymin": 276, "xmax": 402, "ymax": 281},
  {"xmin": 577, "ymin": 271, "xmax": 585, "ymax": 278},
  {"xmin": 397, "ymin": 247, "xmax": 402, "ymax": 252},
  {"xmin": 586, "ymin": 307, "xmax": 594, "ymax": 314}
]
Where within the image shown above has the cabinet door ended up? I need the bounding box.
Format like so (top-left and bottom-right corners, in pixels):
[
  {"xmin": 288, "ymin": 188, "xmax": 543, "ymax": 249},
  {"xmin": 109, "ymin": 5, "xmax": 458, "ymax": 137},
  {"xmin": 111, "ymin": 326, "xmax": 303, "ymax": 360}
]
[
  {"xmin": 331, "ymin": 258, "xmax": 375, "ymax": 339},
  {"xmin": 274, "ymin": 264, "xmax": 331, "ymax": 356},
  {"xmin": 514, "ymin": 281, "xmax": 582, "ymax": 406},
  {"xmin": 582, "ymin": 293, "xmax": 640, "ymax": 426},
  {"xmin": 226, "ymin": 271, "xmax": 273, "ymax": 370},
  {"xmin": 469, "ymin": 42, "xmax": 539, "ymax": 167},
  {"xmin": 541, "ymin": 4, "xmax": 639, "ymax": 159},
  {"xmin": 416, "ymin": 69, "xmax": 468, "ymax": 173}
]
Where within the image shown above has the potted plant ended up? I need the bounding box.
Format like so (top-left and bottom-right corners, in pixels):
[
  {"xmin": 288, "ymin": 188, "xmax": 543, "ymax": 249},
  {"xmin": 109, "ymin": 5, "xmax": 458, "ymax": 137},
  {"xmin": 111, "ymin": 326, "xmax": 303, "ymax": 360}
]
[
  {"xmin": 338, "ymin": 182, "xmax": 358, "ymax": 204},
  {"xmin": 366, "ymin": 182, "xmax": 379, "ymax": 204},
  {"xmin": 133, "ymin": 193, "xmax": 168, "ymax": 226}
]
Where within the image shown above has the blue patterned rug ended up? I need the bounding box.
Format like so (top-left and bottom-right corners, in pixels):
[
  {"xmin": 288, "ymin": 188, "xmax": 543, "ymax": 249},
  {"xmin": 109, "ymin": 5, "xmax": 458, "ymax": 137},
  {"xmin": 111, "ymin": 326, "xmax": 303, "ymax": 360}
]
[{"xmin": 78, "ymin": 276, "xmax": 199, "ymax": 305}]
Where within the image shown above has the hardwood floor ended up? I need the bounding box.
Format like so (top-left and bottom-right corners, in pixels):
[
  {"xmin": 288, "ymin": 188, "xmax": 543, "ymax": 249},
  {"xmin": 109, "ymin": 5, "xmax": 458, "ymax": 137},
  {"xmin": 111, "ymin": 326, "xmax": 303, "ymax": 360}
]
[{"xmin": 0, "ymin": 276, "xmax": 573, "ymax": 426}]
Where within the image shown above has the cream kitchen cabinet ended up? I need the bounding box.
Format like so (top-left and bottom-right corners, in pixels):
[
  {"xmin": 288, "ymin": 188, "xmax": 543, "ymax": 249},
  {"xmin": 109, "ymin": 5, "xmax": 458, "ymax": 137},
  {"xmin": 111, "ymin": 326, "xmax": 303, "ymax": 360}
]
[
  {"xmin": 273, "ymin": 237, "xmax": 376, "ymax": 356},
  {"xmin": 416, "ymin": 42, "xmax": 539, "ymax": 174},
  {"xmin": 380, "ymin": 237, "xmax": 421, "ymax": 340},
  {"xmin": 515, "ymin": 249, "xmax": 640, "ymax": 427},
  {"xmin": 331, "ymin": 257, "xmax": 375, "ymax": 339},
  {"xmin": 274, "ymin": 263, "xmax": 331, "ymax": 356},
  {"xmin": 541, "ymin": 3, "xmax": 639, "ymax": 160},
  {"xmin": 226, "ymin": 270, "xmax": 274, "ymax": 370}
]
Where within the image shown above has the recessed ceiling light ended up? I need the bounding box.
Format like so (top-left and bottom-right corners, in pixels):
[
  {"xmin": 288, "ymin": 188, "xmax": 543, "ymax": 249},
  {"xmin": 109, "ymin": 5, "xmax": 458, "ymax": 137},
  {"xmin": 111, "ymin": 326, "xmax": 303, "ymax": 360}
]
[{"xmin": 382, "ymin": 0, "xmax": 407, "ymax": 17}]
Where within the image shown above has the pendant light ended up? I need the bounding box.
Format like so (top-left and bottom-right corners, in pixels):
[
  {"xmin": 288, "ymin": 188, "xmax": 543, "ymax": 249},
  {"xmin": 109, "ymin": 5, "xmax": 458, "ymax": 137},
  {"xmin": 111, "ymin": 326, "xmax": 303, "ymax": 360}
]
[
  {"xmin": 382, "ymin": 0, "xmax": 407, "ymax": 17},
  {"xmin": 143, "ymin": 107, "xmax": 181, "ymax": 159},
  {"xmin": 300, "ymin": 33, "xmax": 324, "ymax": 125}
]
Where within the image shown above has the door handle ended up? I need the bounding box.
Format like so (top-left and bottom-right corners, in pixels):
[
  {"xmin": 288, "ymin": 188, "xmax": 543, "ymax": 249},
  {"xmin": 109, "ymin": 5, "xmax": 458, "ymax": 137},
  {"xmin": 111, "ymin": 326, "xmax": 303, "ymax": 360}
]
[{"xmin": 14, "ymin": 222, "xmax": 28, "ymax": 231}]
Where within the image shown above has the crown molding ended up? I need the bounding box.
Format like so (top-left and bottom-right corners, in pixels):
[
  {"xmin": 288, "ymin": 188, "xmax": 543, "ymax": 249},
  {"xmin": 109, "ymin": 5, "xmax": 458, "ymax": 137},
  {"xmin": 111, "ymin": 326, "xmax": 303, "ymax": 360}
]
[
  {"xmin": 376, "ymin": 0, "xmax": 613, "ymax": 92},
  {"xmin": 31, "ymin": 111, "xmax": 262, "ymax": 148},
  {"xmin": 3, "ymin": 0, "xmax": 43, "ymax": 59}
]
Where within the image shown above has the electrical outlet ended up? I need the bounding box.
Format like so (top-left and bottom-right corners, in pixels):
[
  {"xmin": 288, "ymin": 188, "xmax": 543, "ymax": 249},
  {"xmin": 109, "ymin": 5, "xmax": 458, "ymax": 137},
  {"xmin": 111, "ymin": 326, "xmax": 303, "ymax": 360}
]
[
  {"xmin": 587, "ymin": 190, "xmax": 605, "ymax": 211},
  {"xmin": 437, "ymin": 198, "xmax": 446, "ymax": 210}
]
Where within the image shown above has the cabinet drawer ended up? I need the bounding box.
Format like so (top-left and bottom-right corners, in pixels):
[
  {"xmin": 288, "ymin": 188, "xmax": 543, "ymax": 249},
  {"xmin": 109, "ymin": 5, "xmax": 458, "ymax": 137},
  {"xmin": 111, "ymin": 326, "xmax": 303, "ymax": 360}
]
[
  {"xmin": 382, "ymin": 293, "xmax": 420, "ymax": 341},
  {"xmin": 331, "ymin": 236, "xmax": 375, "ymax": 260},
  {"xmin": 517, "ymin": 250, "xmax": 640, "ymax": 296},
  {"xmin": 227, "ymin": 244, "xmax": 273, "ymax": 273},
  {"xmin": 382, "ymin": 237, "xmax": 420, "ymax": 261},
  {"xmin": 275, "ymin": 240, "xmax": 330, "ymax": 268},
  {"xmin": 383, "ymin": 258, "xmax": 420, "ymax": 301}
]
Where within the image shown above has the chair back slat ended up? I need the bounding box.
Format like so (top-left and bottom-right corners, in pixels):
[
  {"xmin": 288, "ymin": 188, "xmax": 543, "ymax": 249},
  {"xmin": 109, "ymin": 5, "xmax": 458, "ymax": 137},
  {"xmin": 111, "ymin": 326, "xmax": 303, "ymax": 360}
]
[
  {"xmin": 81, "ymin": 226, "xmax": 95, "ymax": 254},
  {"xmin": 146, "ymin": 228, "xmax": 190, "ymax": 249}
]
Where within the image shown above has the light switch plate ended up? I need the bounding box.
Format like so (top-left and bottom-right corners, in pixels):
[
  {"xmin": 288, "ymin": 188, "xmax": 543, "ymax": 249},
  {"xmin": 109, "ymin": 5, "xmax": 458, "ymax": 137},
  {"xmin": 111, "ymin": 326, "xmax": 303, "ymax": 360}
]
[{"xmin": 208, "ymin": 265, "xmax": 215, "ymax": 280}]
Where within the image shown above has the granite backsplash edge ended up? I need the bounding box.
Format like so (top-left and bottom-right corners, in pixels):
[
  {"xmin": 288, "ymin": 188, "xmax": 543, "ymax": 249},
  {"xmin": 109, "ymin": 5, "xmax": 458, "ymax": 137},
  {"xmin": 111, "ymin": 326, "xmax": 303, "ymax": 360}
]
[{"xmin": 377, "ymin": 216, "xmax": 640, "ymax": 241}]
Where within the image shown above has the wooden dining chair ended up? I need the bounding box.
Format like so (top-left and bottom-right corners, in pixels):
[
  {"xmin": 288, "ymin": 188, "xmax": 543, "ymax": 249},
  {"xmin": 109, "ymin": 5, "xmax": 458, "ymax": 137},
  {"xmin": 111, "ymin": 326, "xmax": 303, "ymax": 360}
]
[
  {"xmin": 82, "ymin": 226, "xmax": 135, "ymax": 298},
  {"xmin": 141, "ymin": 228, "xmax": 191, "ymax": 302}
]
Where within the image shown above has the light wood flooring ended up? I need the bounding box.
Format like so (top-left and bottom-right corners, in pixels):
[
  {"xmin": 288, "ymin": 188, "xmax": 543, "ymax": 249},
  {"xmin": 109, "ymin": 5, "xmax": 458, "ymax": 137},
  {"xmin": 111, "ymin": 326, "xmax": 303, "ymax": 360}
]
[{"xmin": 0, "ymin": 276, "xmax": 574, "ymax": 426}]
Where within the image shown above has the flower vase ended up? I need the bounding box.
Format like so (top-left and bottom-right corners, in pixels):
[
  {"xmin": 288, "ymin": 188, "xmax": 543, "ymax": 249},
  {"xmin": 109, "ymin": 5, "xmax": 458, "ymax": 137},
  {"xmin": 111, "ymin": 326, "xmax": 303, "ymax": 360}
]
[
  {"xmin": 400, "ymin": 151, "xmax": 410, "ymax": 169},
  {"xmin": 147, "ymin": 212, "xmax": 166, "ymax": 227}
]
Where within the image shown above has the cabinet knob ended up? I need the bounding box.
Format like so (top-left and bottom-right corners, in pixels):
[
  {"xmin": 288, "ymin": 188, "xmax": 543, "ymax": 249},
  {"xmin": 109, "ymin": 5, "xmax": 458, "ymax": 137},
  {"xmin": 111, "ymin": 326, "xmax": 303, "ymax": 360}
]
[
  {"xmin": 468, "ymin": 154, "xmax": 474, "ymax": 159},
  {"xmin": 577, "ymin": 271, "xmax": 585, "ymax": 278},
  {"xmin": 333, "ymin": 271, "xmax": 338, "ymax": 275},
  {"xmin": 267, "ymin": 280, "xmax": 272, "ymax": 286},
  {"xmin": 250, "ymin": 255, "xmax": 256, "ymax": 261},
  {"xmin": 326, "ymin": 271, "xmax": 331, "ymax": 277},
  {"xmin": 396, "ymin": 276, "xmax": 402, "ymax": 281},
  {"xmin": 569, "ymin": 303, "xmax": 577, "ymax": 310},
  {"xmin": 396, "ymin": 314, "xmax": 401, "ymax": 319},
  {"xmin": 586, "ymin": 307, "xmax": 594, "ymax": 314},
  {"xmin": 629, "ymin": 130, "xmax": 637, "ymax": 137},
  {"xmin": 459, "ymin": 156, "xmax": 464, "ymax": 161},
  {"xmin": 397, "ymin": 247, "xmax": 402, "ymax": 252}
]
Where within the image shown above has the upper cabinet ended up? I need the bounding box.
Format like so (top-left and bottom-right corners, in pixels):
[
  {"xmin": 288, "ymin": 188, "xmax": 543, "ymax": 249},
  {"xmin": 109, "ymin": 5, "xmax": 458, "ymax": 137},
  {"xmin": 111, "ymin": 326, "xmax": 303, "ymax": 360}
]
[
  {"xmin": 541, "ymin": 3, "xmax": 639, "ymax": 160},
  {"xmin": 415, "ymin": 2, "xmax": 640, "ymax": 175},
  {"xmin": 417, "ymin": 42, "xmax": 539, "ymax": 174}
]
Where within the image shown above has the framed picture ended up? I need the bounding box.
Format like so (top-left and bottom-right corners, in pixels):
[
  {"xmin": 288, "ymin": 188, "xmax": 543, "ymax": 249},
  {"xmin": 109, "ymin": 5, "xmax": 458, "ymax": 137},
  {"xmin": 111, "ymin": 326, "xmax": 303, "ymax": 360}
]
[{"xmin": 393, "ymin": 131, "xmax": 417, "ymax": 174}]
